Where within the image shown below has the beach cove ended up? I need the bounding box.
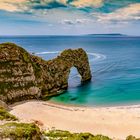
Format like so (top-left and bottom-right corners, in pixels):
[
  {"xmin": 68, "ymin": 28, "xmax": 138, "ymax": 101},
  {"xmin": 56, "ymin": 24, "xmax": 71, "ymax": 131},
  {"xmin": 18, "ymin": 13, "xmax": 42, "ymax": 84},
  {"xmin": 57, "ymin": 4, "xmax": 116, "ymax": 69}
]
[{"xmin": 10, "ymin": 100, "xmax": 140, "ymax": 139}]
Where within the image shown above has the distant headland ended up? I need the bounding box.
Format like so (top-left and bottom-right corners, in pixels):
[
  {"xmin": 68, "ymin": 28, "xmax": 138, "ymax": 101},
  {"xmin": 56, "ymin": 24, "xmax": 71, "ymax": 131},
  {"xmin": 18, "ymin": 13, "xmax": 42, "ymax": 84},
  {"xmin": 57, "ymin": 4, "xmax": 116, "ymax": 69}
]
[
  {"xmin": 86, "ymin": 33, "xmax": 127, "ymax": 37},
  {"xmin": 1, "ymin": 33, "xmax": 140, "ymax": 37}
]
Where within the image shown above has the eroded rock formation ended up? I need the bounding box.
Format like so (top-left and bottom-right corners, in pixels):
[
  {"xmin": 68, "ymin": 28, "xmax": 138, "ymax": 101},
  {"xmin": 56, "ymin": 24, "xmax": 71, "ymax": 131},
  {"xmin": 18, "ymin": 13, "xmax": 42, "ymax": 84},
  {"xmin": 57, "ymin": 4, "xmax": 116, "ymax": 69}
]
[{"xmin": 0, "ymin": 43, "xmax": 91, "ymax": 103}]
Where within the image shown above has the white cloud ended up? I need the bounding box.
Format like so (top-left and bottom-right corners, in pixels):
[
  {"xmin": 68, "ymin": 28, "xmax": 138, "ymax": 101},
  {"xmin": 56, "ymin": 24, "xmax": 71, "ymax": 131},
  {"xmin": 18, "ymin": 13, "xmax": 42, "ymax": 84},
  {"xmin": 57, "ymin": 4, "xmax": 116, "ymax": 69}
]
[
  {"xmin": 62, "ymin": 18, "xmax": 91, "ymax": 25},
  {"xmin": 94, "ymin": 3, "xmax": 140, "ymax": 22},
  {"xmin": 62, "ymin": 19, "xmax": 75, "ymax": 25},
  {"xmin": 58, "ymin": 0, "xmax": 67, "ymax": 5},
  {"xmin": 71, "ymin": 0, "xmax": 103, "ymax": 8},
  {"xmin": 31, "ymin": 8, "xmax": 91, "ymax": 24},
  {"xmin": 0, "ymin": 0, "xmax": 27, "ymax": 12},
  {"xmin": 0, "ymin": 0, "xmax": 104, "ymax": 12},
  {"xmin": 1, "ymin": 0, "xmax": 140, "ymax": 27}
]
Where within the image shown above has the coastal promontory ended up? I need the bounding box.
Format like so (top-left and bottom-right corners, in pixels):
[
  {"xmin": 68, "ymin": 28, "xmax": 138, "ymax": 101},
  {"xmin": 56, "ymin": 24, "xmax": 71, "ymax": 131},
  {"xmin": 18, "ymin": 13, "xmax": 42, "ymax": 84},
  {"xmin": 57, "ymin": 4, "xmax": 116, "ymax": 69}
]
[{"xmin": 0, "ymin": 42, "xmax": 91, "ymax": 104}]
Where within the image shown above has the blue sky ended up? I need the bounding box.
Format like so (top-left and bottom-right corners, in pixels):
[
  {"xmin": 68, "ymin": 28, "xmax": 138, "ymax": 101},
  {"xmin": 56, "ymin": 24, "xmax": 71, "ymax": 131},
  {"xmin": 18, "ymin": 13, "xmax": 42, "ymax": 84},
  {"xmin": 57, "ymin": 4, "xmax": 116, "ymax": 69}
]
[{"xmin": 0, "ymin": 0, "xmax": 140, "ymax": 35}]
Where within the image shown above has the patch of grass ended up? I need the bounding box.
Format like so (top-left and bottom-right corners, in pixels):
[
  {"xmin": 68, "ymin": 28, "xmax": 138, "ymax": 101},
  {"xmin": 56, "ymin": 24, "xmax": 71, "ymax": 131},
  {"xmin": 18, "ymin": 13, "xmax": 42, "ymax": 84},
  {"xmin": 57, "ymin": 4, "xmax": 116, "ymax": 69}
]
[
  {"xmin": 126, "ymin": 135, "xmax": 140, "ymax": 140},
  {"xmin": 44, "ymin": 130, "xmax": 112, "ymax": 140},
  {"xmin": 0, "ymin": 107, "xmax": 18, "ymax": 121},
  {"xmin": 0, "ymin": 122, "xmax": 41, "ymax": 140},
  {"xmin": 45, "ymin": 130, "xmax": 72, "ymax": 138}
]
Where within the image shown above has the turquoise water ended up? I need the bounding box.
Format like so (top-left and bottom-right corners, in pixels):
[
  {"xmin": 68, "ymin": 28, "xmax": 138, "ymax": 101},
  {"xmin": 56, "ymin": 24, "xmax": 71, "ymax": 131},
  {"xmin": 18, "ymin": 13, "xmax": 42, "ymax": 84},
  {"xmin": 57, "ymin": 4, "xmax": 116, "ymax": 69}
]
[{"xmin": 0, "ymin": 36, "xmax": 140, "ymax": 106}]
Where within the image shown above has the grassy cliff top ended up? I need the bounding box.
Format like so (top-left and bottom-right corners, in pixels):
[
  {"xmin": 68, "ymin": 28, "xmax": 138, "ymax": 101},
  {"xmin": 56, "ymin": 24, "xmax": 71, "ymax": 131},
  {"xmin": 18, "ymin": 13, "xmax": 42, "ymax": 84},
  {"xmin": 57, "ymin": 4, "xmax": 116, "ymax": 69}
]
[
  {"xmin": 0, "ymin": 42, "xmax": 31, "ymax": 63},
  {"xmin": 0, "ymin": 107, "xmax": 18, "ymax": 121},
  {"xmin": 0, "ymin": 122, "xmax": 41, "ymax": 140},
  {"xmin": 44, "ymin": 130, "xmax": 111, "ymax": 140}
]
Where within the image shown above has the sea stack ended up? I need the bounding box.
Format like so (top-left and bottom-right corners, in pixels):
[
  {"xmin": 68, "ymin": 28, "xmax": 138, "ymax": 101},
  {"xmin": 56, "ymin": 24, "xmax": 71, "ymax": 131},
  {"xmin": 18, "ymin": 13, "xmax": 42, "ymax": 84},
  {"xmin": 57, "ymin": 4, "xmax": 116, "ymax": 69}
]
[{"xmin": 0, "ymin": 43, "xmax": 91, "ymax": 104}]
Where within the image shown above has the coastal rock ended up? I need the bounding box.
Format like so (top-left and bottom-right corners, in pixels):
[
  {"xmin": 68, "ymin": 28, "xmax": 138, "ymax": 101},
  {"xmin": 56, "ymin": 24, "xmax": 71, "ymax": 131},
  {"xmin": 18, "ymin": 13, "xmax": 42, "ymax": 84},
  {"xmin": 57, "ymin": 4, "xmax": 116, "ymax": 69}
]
[
  {"xmin": 0, "ymin": 43, "xmax": 91, "ymax": 103},
  {"xmin": 0, "ymin": 100, "xmax": 9, "ymax": 110}
]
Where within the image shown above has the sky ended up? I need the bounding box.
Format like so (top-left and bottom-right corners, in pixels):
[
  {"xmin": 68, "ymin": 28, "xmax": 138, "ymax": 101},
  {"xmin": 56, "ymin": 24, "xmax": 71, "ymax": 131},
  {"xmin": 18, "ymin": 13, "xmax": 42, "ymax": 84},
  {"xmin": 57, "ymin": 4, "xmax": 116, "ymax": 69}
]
[{"xmin": 0, "ymin": 0, "xmax": 140, "ymax": 35}]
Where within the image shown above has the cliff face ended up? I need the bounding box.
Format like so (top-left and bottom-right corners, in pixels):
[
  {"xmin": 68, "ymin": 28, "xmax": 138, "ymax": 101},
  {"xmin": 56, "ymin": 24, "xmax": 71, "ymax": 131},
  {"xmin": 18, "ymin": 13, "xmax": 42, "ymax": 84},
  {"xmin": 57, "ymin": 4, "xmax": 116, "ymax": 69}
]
[
  {"xmin": 0, "ymin": 43, "xmax": 42, "ymax": 103},
  {"xmin": 0, "ymin": 43, "xmax": 91, "ymax": 103}
]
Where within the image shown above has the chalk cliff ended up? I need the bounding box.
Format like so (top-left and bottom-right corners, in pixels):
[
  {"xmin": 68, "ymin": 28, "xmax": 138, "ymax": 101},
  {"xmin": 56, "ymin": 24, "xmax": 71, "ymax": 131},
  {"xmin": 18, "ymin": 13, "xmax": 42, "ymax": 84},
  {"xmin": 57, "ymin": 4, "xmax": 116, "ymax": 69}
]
[{"xmin": 0, "ymin": 43, "xmax": 91, "ymax": 103}]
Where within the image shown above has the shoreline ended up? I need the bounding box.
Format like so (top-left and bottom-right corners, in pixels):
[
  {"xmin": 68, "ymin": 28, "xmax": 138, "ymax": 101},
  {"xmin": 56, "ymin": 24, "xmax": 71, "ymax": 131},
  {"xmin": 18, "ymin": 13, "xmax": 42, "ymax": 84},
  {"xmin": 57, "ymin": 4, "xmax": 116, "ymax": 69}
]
[
  {"xmin": 10, "ymin": 98, "xmax": 140, "ymax": 108},
  {"xmin": 10, "ymin": 100, "xmax": 140, "ymax": 139},
  {"xmin": 10, "ymin": 99, "xmax": 140, "ymax": 113},
  {"xmin": 48, "ymin": 99, "xmax": 140, "ymax": 108}
]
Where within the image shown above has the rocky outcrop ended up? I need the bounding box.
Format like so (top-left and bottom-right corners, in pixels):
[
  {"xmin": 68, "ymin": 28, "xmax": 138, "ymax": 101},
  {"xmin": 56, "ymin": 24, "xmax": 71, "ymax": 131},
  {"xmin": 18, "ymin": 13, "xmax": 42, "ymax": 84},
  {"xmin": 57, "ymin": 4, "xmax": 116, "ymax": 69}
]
[
  {"xmin": 0, "ymin": 100, "xmax": 9, "ymax": 110},
  {"xmin": 0, "ymin": 43, "xmax": 91, "ymax": 103},
  {"xmin": 0, "ymin": 43, "xmax": 42, "ymax": 103}
]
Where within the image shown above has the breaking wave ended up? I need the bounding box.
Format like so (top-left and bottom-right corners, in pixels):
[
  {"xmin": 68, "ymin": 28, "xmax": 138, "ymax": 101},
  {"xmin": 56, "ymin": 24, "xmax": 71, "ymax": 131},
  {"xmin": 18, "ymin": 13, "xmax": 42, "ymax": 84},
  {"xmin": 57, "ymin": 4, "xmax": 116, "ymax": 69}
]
[{"xmin": 35, "ymin": 51, "xmax": 106, "ymax": 62}]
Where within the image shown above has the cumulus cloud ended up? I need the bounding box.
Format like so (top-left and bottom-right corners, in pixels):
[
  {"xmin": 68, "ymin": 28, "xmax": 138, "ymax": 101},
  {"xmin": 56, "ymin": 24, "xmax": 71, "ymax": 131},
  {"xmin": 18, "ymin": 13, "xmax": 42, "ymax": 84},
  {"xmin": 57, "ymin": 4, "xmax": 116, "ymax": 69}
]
[
  {"xmin": 62, "ymin": 18, "xmax": 91, "ymax": 25},
  {"xmin": 0, "ymin": 0, "xmax": 27, "ymax": 12},
  {"xmin": 59, "ymin": 0, "xmax": 67, "ymax": 5},
  {"xmin": 0, "ymin": 0, "xmax": 67, "ymax": 12},
  {"xmin": 0, "ymin": 0, "xmax": 140, "ymax": 25},
  {"xmin": 62, "ymin": 19, "xmax": 75, "ymax": 25},
  {"xmin": 0, "ymin": 0, "xmax": 104, "ymax": 12},
  {"xmin": 95, "ymin": 3, "xmax": 140, "ymax": 22},
  {"xmin": 71, "ymin": 0, "xmax": 103, "ymax": 8}
]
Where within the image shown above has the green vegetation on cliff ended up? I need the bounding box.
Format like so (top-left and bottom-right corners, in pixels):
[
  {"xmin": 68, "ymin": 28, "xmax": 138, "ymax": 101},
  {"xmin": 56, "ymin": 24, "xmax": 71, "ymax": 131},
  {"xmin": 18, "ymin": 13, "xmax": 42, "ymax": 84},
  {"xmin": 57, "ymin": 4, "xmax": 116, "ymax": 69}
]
[
  {"xmin": 44, "ymin": 130, "xmax": 111, "ymax": 140},
  {"xmin": 0, "ymin": 122, "xmax": 41, "ymax": 140},
  {"xmin": 0, "ymin": 42, "xmax": 31, "ymax": 63},
  {"xmin": 126, "ymin": 135, "xmax": 140, "ymax": 140},
  {"xmin": 44, "ymin": 130, "xmax": 140, "ymax": 140},
  {"xmin": 0, "ymin": 107, "xmax": 17, "ymax": 121}
]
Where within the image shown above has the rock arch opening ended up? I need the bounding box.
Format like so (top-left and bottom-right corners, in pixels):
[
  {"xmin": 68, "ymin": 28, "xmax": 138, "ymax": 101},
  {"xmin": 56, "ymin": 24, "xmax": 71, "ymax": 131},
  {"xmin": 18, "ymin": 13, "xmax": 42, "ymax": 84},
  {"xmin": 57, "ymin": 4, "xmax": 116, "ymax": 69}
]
[{"xmin": 68, "ymin": 67, "xmax": 81, "ymax": 88}]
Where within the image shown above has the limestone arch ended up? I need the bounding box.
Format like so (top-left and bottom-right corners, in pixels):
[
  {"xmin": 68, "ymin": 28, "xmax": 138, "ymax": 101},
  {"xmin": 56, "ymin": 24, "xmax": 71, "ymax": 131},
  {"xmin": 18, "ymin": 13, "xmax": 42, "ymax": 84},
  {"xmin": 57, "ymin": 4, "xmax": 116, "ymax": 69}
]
[
  {"xmin": 60, "ymin": 48, "xmax": 92, "ymax": 83},
  {"xmin": 0, "ymin": 43, "xmax": 92, "ymax": 102}
]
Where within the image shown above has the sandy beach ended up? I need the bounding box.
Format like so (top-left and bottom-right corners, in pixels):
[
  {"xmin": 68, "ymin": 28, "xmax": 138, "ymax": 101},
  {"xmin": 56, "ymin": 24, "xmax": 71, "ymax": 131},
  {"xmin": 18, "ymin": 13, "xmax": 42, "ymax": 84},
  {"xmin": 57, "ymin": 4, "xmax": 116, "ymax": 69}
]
[{"xmin": 10, "ymin": 100, "xmax": 140, "ymax": 139}]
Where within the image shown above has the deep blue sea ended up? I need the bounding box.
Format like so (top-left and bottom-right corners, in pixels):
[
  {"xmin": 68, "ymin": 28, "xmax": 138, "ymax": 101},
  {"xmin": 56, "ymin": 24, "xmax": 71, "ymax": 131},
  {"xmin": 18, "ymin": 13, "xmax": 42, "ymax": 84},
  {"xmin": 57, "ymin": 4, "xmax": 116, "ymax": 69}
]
[{"xmin": 0, "ymin": 36, "xmax": 140, "ymax": 106}]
